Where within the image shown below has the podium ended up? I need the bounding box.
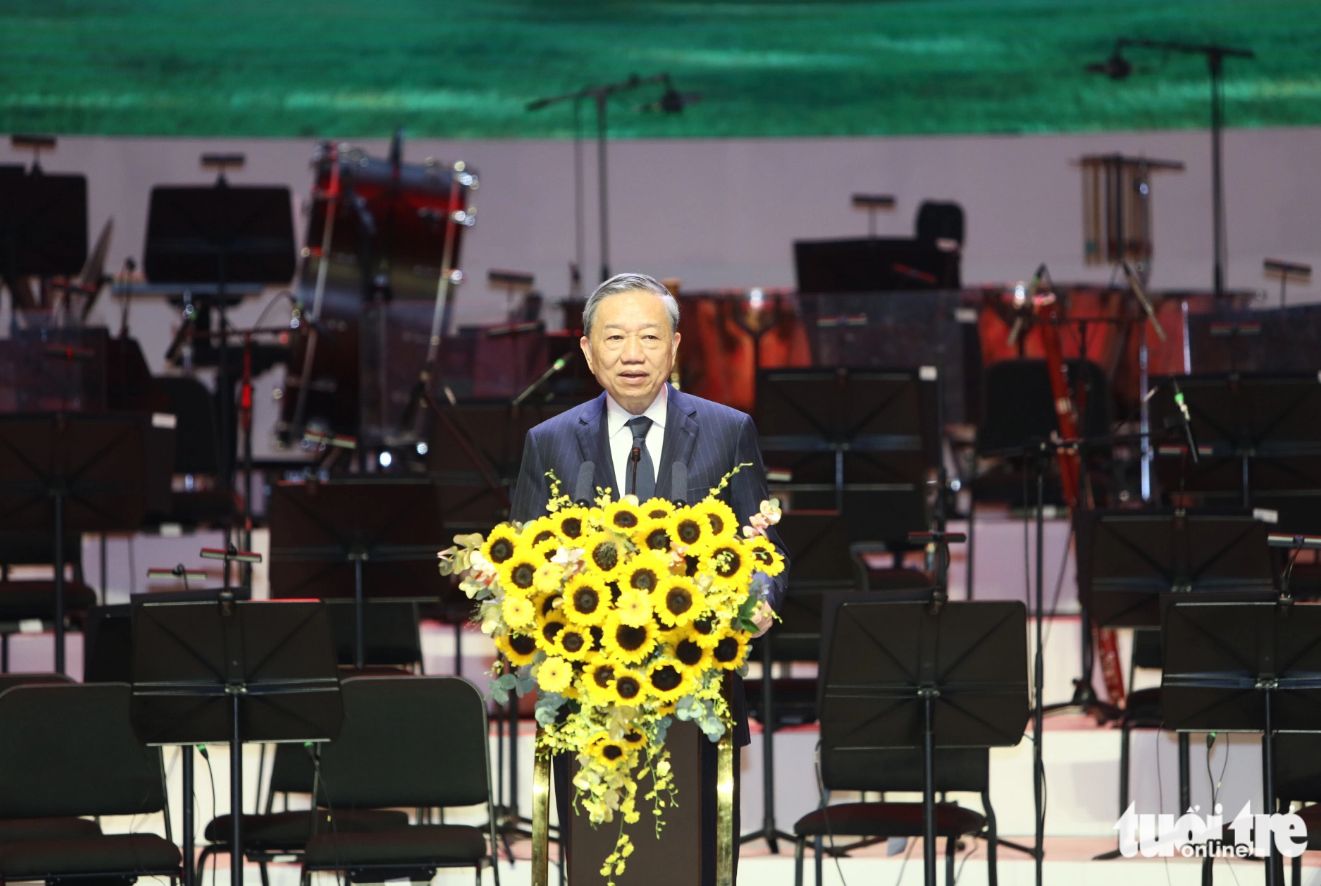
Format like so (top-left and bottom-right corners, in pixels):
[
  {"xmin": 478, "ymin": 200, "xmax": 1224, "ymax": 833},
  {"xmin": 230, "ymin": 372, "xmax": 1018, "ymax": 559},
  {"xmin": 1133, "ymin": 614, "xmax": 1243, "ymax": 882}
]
[{"xmin": 569, "ymin": 720, "xmax": 707, "ymax": 884}]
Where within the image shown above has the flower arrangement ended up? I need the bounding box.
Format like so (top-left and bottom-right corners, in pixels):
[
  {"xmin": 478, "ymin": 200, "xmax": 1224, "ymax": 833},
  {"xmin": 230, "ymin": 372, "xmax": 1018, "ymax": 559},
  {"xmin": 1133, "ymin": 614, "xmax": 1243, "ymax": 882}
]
[{"xmin": 439, "ymin": 466, "xmax": 783, "ymax": 883}]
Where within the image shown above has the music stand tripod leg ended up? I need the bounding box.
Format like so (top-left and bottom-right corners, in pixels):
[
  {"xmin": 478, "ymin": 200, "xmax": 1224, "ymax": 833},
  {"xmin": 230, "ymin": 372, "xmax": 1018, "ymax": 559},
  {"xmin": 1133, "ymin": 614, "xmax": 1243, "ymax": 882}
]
[
  {"xmin": 54, "ymin": 491, "xmax": 65, "ymax": 675},
  {"xmin": 231, "ymin": 694, "xmax": 244, "ymax": 886},
  {"xmin": 183, "ymin": 747, "xmax": 195, "ymax": 886},
  {"xmin": 922, "ymin": 690, "xmax": 937, "ymax": 886},
  {"xmin": 353, "ymin": 557, "xmax": 365, "ymax": 670}
]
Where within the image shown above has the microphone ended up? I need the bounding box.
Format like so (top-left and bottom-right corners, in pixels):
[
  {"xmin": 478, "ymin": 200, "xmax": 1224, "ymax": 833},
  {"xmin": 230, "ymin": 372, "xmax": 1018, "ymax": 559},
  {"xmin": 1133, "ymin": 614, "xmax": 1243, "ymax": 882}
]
[
  {"xmin": 671, "ymin": 462, "xmax": 688, "ymax": 505},
  {"xmin": 1169, "ymin": 378, "xmax": 1200, "ymax": 464},
  {"xmin": 574, "ymin": 461, "xmax": 595, "ymax": 506}
]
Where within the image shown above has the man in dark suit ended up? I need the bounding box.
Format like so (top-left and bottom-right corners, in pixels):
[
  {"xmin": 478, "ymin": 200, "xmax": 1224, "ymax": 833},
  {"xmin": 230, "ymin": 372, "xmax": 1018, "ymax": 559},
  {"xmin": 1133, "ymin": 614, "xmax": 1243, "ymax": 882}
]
[{"xmin": 510, "ymin": 272, "xmax": 787, "ymax": 883}]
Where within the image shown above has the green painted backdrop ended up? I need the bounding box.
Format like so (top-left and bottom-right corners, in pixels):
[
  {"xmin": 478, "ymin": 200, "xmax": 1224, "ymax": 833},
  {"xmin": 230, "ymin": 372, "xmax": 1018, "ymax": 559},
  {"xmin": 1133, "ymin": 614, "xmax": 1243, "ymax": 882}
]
[{"xmin": 2, "ymin": 0, "xmax": 1317, "ymax": 138}]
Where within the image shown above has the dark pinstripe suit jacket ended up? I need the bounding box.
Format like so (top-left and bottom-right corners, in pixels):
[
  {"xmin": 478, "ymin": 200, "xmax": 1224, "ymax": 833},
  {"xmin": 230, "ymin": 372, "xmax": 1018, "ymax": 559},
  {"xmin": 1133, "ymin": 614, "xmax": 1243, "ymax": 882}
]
[{"xmin": 509, "ymin": 384, "xmax": 789, "ymax": 746}]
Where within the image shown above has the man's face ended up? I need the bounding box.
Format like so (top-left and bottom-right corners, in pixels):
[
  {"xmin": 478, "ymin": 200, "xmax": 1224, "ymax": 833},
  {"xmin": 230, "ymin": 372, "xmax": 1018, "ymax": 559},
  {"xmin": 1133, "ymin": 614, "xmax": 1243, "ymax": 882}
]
[{"xmin": 580, "ymin": 290, "xmax": 681, "ymax": 415}]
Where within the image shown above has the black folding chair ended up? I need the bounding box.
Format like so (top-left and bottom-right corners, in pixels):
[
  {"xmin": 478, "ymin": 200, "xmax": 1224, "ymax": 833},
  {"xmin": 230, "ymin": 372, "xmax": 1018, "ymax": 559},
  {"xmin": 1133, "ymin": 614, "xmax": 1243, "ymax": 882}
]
[
  {"xmin": 200, "ymin": 742, "xmax": 409, "ymax": 885},
  {"xmin": 300, "ymin": 675, "xmax": 501, "ymax": 885},
  {"xmin": 0, "ymin": 532, "xmax": 97, "ymax": 672},
  {"xmin": 793, "ymin": 747, "xmax": 1000, "ymax": 886},
  {"xmin": 0, "ymin": 682, "xmax": 181, "ymax": 884}
]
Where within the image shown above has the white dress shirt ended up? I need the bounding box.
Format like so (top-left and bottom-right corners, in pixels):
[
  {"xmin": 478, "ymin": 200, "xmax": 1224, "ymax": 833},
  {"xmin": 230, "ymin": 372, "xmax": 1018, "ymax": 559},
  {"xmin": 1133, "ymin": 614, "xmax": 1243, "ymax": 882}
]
[{"xmin": 604, "ymin": 385, "xmax": 667, "ymax": 497}]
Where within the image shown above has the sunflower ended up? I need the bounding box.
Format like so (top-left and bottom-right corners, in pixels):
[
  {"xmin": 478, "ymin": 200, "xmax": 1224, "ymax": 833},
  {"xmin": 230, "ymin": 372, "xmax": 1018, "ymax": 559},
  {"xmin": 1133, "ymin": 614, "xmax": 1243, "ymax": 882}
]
[
  {"xmin": 601, "ymin": 614, "xmax": 658, "ymax": 664},
  {"xmin": 563, "ymin": 575, "xmax": 609, "ymax": 625},
  {"xmin": 615, "ymin": 588, "xmax": 653, "ymax": 627},
  {"xmin": 556, "ymin": 624, "xmax": 593, "ymax": 661},
  {"xmin": 494, "ymin": 631, "xmax": 538, "ymax": 667},
  {"xmin": 640, "ymin": 498, "xmax": 675, "ymax": 520},
  {"xmin": 481, "ymin": 525, "xmax": 520, "ymax": 568},
  {"xmin": 604, "ymin": 498, "xmax": 645, "ymax": 534},
  {"xmin": 693, "ymin": 499, "xmax": 738, "ymax": 541},
  {"xmin": 588, "ymin": 733, "xmax": 632, "ymax": 768},
  {"xmin": 580, "ymin": 531, "xmax": 626, "ymax": 581},
  {"xmin": 498, "ymin": 544, "xmax": 541, "ymax": 595},
  {"xmin": 532, "ymin": 536, "xmax": 561, "ymax": 564},
  {"xmin": 523, "ymin": 516, "xmax": 561, "ymax": 550},
  {"xmin": 745, "ymin": 536, "xmax": 785, "ymax": 577},
  {"xmin": 652, "ymin": 576, "xmax": 706, "ymax": 628},
  {"xmin": 537, "ymin": 593, "xmax": 563, "ymax": 618},
  {"xmin": 622, "ymin": 729, "xmax": 648, "ymax": 751},
  {"xmin": 533, "ymin": 560, "xmax": 564, "ymax": 593},
  {"xmin": 647, "ymin": 661, "xmax": 693, "ymax": 704},
  {"xmin": 705, "ymin": 540, "xmax": 753, "ymax": 590},
  {"xmin": 635, "ymin": 517, "xmax": 673, "ymax": 554},
  {"xmin": 712, "ymin": 633, "xmax": 750, "ymax": 671},
  {"xmin": 689, "ymin": 616, "xmax": 722, "ymax": 650},
  {"xmin": 608, "ymin": 669, "xmax": 648, "ymax": 705},
  {"xmin": 667, "ymin": 507, "xmax": 709, "ymax": 550},
  {"xmin": 538, "ymin": 615, "xmax": 567, "ymax": 648},
  {"xmin": 551, "ymin": 506, "xmax": 590, "ymax": 541},
  {"xmin": 672, "ymin": 637, "xmax": 713, "ymax": 676},
  {"xmin": 502, "ymin": 594, "xmax": 536, "ymax": 629},
  {"xmin": 536, "ymin": 656, "xmax": 574, "ymax": 694},
  {"xmin": 583, "ymin": 657, "xmax": 619, "ymax": 701},
  {"xmin": 620, "ymin": 550, "xmax": 669, "ymax": 596}
]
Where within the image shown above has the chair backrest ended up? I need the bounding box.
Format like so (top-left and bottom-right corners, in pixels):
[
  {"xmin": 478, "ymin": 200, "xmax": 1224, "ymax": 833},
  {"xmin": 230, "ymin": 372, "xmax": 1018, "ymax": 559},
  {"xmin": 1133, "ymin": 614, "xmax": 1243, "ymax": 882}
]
[
  {"xmin": 1275, "ymin": 733, "xmax": 1321, "ymax": 805},
  {"xmin": 915, "ymin": 201, "xmax": 965, "ymax": 248},
  {"xmin": 977, "ymin": 358, "xmax": 1110, "ymax": 455},
  {"xmin": 154, "ymin": 376, "xmax": 219, "ymax": 475},
  {"xmin": 268, "ymin": 742, "xmax": 317, "ymax": 798},
  {"xmin": 316, "ymin": 676, "xmax": 490, "ymax": 810},
  {"xmin": 0, "ymin": 682, "xmax": 165, "ymax": 818},
  {"xmin": 324, "ymin": 600, "xmax": 423, "ymax": 668},
  {"xmin": 0, "ymin": 672, "xmax": 75, "ymax": 693},
  {"xmin": 0, "ymin": 531, "xmax": 82, "ymax": 569},
  {"xmin": 822, "ymin": 745, "xmax": 989, "ymax": 794}
]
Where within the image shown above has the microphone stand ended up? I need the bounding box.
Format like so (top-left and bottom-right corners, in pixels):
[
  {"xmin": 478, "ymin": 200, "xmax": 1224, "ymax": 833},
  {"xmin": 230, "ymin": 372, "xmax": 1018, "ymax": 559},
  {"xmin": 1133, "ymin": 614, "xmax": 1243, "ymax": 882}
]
[
  {"xmin": 527, "ymin": 73, "xmax": 677, "ymax": 284},
  {"xmin": 983, "ymin": 418, "xmax": 1194, "ymax": 886}
]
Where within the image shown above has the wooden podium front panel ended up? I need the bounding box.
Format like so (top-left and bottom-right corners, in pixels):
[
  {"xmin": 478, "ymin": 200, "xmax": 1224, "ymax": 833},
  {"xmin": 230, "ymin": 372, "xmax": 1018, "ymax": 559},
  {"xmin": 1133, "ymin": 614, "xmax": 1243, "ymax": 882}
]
[{"xmin": 570, "ymin": 720, "xmax": 704, "ymax": 884}]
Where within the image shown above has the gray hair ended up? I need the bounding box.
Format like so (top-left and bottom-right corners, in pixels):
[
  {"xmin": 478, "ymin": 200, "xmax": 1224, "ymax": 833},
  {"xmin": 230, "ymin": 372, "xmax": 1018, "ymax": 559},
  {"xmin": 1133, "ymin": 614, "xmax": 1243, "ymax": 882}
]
[{"xmin": 582, "ymin": 273, "xmax": 680, "ymax": 337}]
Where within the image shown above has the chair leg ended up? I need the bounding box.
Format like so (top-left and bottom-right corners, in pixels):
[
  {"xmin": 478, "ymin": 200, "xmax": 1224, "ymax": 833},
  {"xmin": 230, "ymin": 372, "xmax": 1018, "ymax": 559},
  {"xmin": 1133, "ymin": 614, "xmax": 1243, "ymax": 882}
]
[
  {"xmin": 1119, "ymin": 722, "xmax": 1131, "ymax": 819},
  {"xmin": 814, "ymin": 835, "xmax": 823, "ymax": 886},
  {"xmin": 259, "ymin": 861, "xmax": 270, "ymax": 886},
  {"xmin": 983, "ymin": 790, "xmax": 998, "ymax": 886},
  {"xmin": 1292, "ymin": 851, "xmax": 1301, "ymax": 886},
  {"xmin": 946, "ymin": 835, "xmax": 957, "ymax": 885},
  {"xmin": 794, "ymin": 836, "xmax": 804, "ymax": 886}
]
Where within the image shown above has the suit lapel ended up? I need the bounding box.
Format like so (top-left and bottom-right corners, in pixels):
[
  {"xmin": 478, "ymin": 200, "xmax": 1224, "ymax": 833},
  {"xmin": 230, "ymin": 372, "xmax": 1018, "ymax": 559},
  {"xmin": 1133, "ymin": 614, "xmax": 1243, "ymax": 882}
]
[
  {"xmin": 575, "ymin": 394, "xmax": 618, "ymax": 500},
  {"xmin": 655, "ymin": 384, "xmax": 699, "ymax": 501}
]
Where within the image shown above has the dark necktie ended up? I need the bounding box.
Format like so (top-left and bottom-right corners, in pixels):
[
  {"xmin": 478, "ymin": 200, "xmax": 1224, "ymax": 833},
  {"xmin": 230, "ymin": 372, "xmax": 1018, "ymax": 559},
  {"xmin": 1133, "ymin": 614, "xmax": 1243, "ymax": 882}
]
[{"xmin": 625, "ymin": 416, "xmax": 656, "ymax": 501}]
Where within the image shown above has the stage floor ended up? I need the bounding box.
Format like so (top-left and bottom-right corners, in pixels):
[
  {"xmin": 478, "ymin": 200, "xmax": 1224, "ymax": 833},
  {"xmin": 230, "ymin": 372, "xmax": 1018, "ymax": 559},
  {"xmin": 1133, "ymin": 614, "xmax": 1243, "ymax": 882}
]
[{"xmin": 184, "ymin": 835, "xmax": 1314, "ymax": 885}]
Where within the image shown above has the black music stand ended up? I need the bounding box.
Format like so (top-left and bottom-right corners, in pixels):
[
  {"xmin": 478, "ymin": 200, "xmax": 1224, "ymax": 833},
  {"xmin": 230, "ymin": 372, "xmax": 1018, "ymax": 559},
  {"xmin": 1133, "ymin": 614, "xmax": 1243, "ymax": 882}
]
[
  {"xmin": 268, "ymin": 478, "xmax": 445, "ymax": 668},
  {"xmin": 0, "ymin": 167, "xmax": 87, "ymax": 303},
  {"xmin": 756, "ymin": 368, "xmax": 938, "ymax": 539},
  {"xmin": 818, "ymin": 598, "xmax": 1029, "ymax": 886},
  {"xmin": 1151, "ymin": 374, "xmax": 1321, "ymax": 507},
  {"xmin": 144, "ymin": 180, "xmax": 296, "ymax": 503},
  {"xmin": 1162, "ymin": 601, "xmax": 1321, "ymax": 886},
  {"xmin": 130, "ymin": 599, "xmax": 341, "ymax": 886},
  {"xmin": 0, "ymin": 413, "xmax": 160, "ymax": 674},
  {"xmin": 1076, "ymin": 508, "xmax": 1277, "ymax": 628}
]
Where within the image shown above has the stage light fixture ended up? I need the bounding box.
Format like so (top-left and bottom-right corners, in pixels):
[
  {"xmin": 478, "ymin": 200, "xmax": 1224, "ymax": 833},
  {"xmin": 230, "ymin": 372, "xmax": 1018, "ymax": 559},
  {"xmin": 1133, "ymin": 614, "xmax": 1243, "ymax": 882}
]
[{"xmin": 378, "ymin": 451, "xmax": 393, "ymax": 468}]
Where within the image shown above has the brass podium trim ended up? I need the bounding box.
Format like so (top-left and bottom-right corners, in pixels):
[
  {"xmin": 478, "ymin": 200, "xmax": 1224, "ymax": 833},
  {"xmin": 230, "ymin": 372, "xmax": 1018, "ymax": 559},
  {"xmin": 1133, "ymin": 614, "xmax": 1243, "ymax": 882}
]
[
  {"xmin": 716, "ymin": 732, "xmax": 735, "ymax": 886},
  {"xmin": 532, "ymin": 732, "xmax": 552, "ymax": 885}
]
